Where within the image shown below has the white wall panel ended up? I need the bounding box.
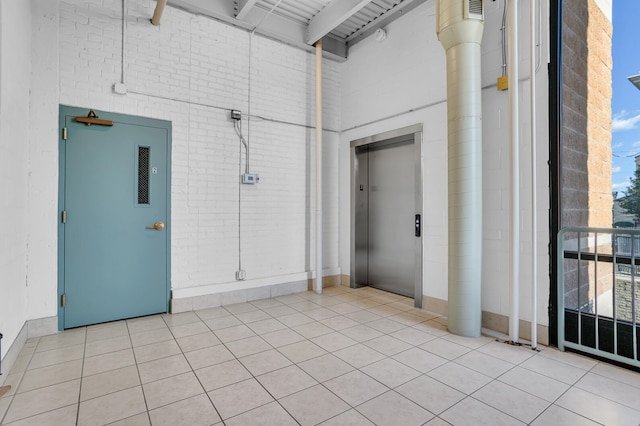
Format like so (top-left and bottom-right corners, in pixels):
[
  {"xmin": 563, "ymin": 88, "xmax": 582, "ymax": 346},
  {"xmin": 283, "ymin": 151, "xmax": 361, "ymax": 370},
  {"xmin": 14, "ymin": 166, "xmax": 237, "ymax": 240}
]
[
  {"xmin": 0, "ymin": 0, "xmax": 32, "ymax": 360},
  {"xmin": 340, "ymin": 0, "xmax": 551, "ymax": 325}
]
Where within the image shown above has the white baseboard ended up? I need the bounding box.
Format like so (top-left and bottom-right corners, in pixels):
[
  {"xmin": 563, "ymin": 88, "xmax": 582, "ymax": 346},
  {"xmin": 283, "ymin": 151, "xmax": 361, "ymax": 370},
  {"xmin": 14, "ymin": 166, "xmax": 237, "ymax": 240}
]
[
  {"xmin": 171, "ymin": 279, "xmax": 309, "ymax": 313},
  {"xmin": 0, "ymin": 322, "xmax": 27, "ymax": 386},
  {"xmin": 27, "ymin": 316, "xmax": 57, "ymax": 339},
  {"xmin": 1, "ymin": 316, "xmax": 61, "ymax": 385},
  {"xmin": 422, "ymin": 295, "xmax": 550, "ymax": 346}
]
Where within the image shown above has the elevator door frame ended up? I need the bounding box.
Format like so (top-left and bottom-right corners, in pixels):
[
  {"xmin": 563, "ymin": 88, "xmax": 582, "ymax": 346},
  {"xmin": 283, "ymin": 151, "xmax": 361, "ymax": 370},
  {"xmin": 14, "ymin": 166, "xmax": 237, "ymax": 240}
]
[{"xmin": 350, "ymin": 124, "xmax": 423, "ymax": 308}]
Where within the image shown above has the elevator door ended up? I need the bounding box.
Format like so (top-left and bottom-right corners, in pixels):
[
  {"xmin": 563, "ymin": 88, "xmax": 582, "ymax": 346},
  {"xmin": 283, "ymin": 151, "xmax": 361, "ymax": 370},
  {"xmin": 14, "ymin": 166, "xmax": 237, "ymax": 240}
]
[{"xmin": 356, "ymin": 139, "xmax": 416, "ymax": 298}]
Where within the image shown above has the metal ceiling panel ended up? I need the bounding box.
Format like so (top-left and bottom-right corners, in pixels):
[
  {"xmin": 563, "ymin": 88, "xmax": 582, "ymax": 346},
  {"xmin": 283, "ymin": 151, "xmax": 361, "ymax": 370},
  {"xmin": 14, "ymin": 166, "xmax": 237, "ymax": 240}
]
[
  {"xmin": 252, "ymin": 0, "xmax": 412, "ymax": 41},
  {"xmin": 338, "ymin": 0, "xmax": 401, "ymax": 39},
  {"xmin": 226, "ymin": 0, "xmax": 427, "ymax": 56},
  {"xmin": 256, "ymin": 0, "xmax": 326, "ymax": 25}
]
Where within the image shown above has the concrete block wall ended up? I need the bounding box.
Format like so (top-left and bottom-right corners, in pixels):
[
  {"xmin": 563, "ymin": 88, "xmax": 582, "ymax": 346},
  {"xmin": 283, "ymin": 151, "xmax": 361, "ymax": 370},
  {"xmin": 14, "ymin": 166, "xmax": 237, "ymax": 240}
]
[
  {"xmin": 585, "ymin": 0, "xmax": 613, "ymax": 227},
  {"xmin": 561, "ymin": 0, "xmax": 613, "ymax": 309},
  {"xmin": 561, "ymin": 0, "xmax": 613, "ymax": 229},
  {"xmin": 614, "ymin": 278, "xmax": 640, "ymax": 322}
]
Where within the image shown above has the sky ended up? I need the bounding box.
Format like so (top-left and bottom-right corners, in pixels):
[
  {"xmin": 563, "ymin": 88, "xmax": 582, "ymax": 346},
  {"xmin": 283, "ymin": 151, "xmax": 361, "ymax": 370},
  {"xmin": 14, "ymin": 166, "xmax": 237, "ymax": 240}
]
[{"xmin": 611, "ymin": 1, "xmax": 640, "ymax": 196}]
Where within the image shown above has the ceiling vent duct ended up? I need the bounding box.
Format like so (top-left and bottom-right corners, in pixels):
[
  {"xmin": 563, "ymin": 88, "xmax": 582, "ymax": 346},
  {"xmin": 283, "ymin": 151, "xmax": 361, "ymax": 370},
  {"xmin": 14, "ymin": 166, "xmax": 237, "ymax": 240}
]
[{"xmin": 436, "ymin": 0, "xmax": 484, "ymax": 337}]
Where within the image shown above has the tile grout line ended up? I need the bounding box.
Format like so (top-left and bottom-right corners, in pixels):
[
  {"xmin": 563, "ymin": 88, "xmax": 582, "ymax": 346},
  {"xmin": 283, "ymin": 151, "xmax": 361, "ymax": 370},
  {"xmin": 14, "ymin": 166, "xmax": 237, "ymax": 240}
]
[
  {"xmin": 6, "ymin": 288, "xmax": 632, "ymax": 425},
  {"xmin": 465, "ymin": 343, "xmax": 548, "ymax": 423},
  {"xmin": 0, "ymin": 332, "xmax": 80, "ymax": 425},
  {"xmin": 126, "ymin": 318, "xmax": 153, "ymax": 426},
  {"xmin": 2, "ymin": 292, "xmax": 420, "ymax": 422},
  {"xmin": 208, "ymin": 298, "xmax": 317, "ymax": 424},
  {"xmin": 270, "ymin": 292, "xmax": 431, "ymax": 424},
  {"xmin": 75, "ymin": 325, "xmax": 87, "ymax": 425},
  {"xmin": 5, "ymin": 292, "xmax": 415, "ymax": 424},
  {"xmin": 167, "ymin": 318, "xmax": 226, "ymax": 425},
  {"xmin": 217, "ymin": 290, "xmax": 400, "ymax": 424},
  {"xmin": 441, "ymin": 339, "xmax": 597, "ymax": 425},
  {"xmin": 205, "ymin": 301, "xmax": 290, "ymax": 423},
  {"xmin": 0, "ymin": 348, "xmax": 33, "ymax": 425}
]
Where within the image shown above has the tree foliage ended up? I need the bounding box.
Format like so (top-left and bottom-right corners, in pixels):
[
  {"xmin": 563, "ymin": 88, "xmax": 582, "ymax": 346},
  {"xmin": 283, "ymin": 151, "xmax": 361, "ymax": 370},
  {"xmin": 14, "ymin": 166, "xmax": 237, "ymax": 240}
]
[{"xmin": 620, "ymin": 168, "xmax": 640, "ymax": 221}]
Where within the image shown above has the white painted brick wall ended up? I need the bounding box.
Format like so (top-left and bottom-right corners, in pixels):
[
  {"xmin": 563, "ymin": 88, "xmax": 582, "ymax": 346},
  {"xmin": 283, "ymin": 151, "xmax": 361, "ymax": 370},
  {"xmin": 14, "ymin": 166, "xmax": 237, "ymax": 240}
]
[
  {"xmin": 3, "ymin": 0, "xmax": 553, "ymax": 357},
  {"xmin": 27, "ymin": 0, "xmax": 61, "ymax": 322},
  {"xmin": 0, "ymin": 0, "xmax": 32, "ymax": 360},
  {"xmin": 53, "ymin": 0, "xmax": 341, "ymax": 298}
]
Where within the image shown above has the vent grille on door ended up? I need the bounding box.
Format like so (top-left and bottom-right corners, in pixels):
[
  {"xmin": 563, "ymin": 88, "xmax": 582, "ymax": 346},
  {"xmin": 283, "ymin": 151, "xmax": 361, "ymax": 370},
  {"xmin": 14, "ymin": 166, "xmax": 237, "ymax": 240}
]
[{"xmin": 138, "ymin": 146, "xmax": 150, "ymax": 205}]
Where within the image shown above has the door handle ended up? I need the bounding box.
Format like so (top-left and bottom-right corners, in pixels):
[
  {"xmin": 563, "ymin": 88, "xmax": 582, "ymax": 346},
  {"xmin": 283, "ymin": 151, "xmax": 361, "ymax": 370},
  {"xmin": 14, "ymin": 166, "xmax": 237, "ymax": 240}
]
[
  {"xmin": 146, "ymin": 221, "xmax": 165, "ymax": 231},
  {"xmin": 415, "ymin": 214, "xmax": 421, "ymax": 237}
]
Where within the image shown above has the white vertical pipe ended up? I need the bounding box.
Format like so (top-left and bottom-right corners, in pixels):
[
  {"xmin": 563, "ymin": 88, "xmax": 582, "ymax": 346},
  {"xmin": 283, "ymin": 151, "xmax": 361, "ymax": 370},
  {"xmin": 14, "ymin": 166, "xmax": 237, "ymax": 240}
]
[
  {"xmin": 314, "ymin": 39, "xmax": 323, "ymax": 294},
  {"xmin": 150, "ymin": 0, "xmax": 167, "ymax": 26},
  {"xmin": 508, "ymin": 0, "xmax": 520, "ymax": 344},
  {"xmin": 436, "ymin": 1, "xmax": 484, "ymax": 337},
  {"xmin": 121, "ymin": 0, "xmax": 126, "ymax": 85},
  {"xmin": 530, "ymin": 0, "xmax": 538, "ymax": 349}
]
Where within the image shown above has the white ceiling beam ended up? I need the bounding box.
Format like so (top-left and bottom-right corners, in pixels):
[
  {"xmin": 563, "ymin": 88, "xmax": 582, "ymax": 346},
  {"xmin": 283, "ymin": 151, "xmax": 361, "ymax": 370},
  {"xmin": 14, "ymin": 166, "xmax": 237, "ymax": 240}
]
[
  {"xmin": 236, "ymin": 0, "xmax": 260, "ymax": 20},
  {"xmin": 306, "ymin": 0, "xmax": 373, "ymax": 45}
]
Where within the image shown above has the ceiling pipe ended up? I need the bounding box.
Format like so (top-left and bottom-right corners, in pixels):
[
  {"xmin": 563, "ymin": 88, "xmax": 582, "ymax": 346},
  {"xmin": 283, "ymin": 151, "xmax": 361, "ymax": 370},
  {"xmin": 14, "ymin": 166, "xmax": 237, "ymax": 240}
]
[
  {"xmin": 151, "ymin": 0, "xmax": 167, "ymax": 26},
  {"xmin": 437, "ymin": 0, "xmax": 484, "ymax": 337},
  {"xmin": 508, "ymin": 0, "xmax": 520, "ymax": 344},
  {"xmin": 314, "ymin": 38, "xmax": 323, "ymax": 295}
]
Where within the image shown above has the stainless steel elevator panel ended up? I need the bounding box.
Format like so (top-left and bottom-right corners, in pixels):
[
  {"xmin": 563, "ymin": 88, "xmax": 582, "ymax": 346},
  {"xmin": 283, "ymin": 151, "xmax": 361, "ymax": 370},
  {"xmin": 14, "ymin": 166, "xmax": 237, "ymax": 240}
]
[
  {"xmin": 354, "ymin": 139, "xmax": 415, "ymax": 298},
  {"xmin": 354, "ymin": 151, "xmax": 369, "ymax": 285}
]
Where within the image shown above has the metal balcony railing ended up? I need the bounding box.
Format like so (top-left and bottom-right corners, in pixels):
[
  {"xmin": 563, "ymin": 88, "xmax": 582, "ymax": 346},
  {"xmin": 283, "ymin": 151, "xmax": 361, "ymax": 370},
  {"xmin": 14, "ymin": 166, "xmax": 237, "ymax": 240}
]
[
  {"xmin": 614, "ymin": 233, "xmax": 640, "ymax": 257},
  {"xmin": 558, "ymin": 227, "xmax": 640, "ymax": 368}
]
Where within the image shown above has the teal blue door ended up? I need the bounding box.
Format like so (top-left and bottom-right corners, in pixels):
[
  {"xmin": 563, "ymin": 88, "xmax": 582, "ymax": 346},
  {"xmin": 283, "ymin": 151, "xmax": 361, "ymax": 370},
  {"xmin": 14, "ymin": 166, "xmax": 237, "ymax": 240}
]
[{"xmin": 59, "ymin": 106, "xmax": 171, "ymax": 329}]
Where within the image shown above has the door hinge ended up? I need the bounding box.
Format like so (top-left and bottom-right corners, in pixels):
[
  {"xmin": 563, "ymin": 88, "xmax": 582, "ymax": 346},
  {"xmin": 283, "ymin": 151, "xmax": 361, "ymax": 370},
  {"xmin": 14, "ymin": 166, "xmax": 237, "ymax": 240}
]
[
  {"xmin": 61, "ymin": 293, "xmax": 66, "ymax": 307},
  {"xmin": 62, "ymin": 127, "xmax": 67, "ymax": 140},
  {"xmin": 62, "ymin": 210, "xmax": 67, "ymax": 224}
]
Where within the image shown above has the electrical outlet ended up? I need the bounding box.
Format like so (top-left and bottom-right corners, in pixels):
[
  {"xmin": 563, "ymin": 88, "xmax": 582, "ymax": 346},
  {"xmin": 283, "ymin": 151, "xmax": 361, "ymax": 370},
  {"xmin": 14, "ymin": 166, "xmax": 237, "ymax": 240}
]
[{"xmin": 236, "ymin": 270, "xmax": 246, "ymax": 280}]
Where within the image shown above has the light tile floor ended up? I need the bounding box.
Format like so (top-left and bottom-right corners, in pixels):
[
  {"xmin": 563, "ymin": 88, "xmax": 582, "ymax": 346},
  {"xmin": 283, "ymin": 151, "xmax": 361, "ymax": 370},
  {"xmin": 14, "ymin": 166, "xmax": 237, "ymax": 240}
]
[{"xmin": 2, "ymin": 285, "xmax": 640, "ymax": 425}]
